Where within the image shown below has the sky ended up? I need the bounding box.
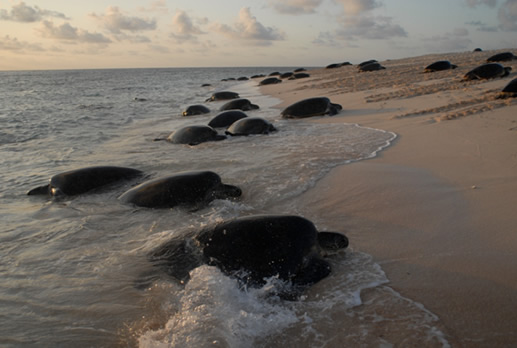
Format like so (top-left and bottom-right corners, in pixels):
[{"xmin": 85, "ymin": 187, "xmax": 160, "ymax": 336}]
[{"xmin": 1, "ymin": 0, "xmax": 516, "ymax": 70}]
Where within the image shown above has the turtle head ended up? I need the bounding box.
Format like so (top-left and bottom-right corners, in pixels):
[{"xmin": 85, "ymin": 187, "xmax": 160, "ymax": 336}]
[{"xmin": 503, "ymin": 67, "xmax": 512, "ymax": 77}]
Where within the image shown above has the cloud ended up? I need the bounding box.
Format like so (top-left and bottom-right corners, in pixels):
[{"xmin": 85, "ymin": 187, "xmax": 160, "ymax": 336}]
[
  {"xmin": 212, "ymin": 7, "xmax": 285, "ymax": 46},
  {"xmin": 423, "ymin": 28, "xmax": 472, "ymax": 52},
  {"xmin": 337, "ymin": 15, "xmax": 407, "ymax": 40},
  {"xmin": 0, "ymin": 35, "xmax": 44, "ymax": 52},
  {"xmin": 170, "ymin": 10, "xmax": 206, "ymax": 43},
  {"xmin": 465, "ymin": 0, "xmax": 498, "ymax": 8},
  {"xmin": 334, "ymin": 0, "xmax": 382, "ymax": 15},
  {"xmin": 466, "ymin": 20, "xmax": 499, "ymax": 31},
  {"xmin": 498, "ymin": 0, "xmax": 517, "ymax": 31},
  {"xmin": 37, "ymin": 21, "xmax": 112, "ymax": 44},
  {"xmin": 139, "ymin": 0, "xmax": 169, "ymax": 13},
  {"xmin": 0, "ymin": 2, "xmax": 68, "ymax": 22},
  {"xmin": 269, "ymin": 0, "xmax": 324, "ymax": 14},
  {"xmin": 90, "ymin": 6, "xmax": 156, "ymax": 34}
]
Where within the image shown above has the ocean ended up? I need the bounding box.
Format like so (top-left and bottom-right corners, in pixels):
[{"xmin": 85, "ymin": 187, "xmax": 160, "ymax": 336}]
[{"xmin": 0, "ymin": 67, "xmax": 449, "ymax": 347}]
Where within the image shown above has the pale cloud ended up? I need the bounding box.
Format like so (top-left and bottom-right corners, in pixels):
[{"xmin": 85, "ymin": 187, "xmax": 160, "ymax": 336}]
[
  {"xmin": 0, "ymin": 35, "xmax": 44, "ymax": 51},
  {"xmin": 213, "ymin": 7, "xmax": 285, "ymax": 46},
  {"xmin": 498, "ymin": 0, "xmax": 517, "ymax": 31},
  {"xmin": 37, "ymin": 21, "xmax": 112, "ymax": 44},
  {"xmin": 0, "ymin": 2, "xmax": 68, "ymax": 22},
  {"xmin": 170, "ymin": 10, "xmax": 206, "ymax": 43},
  {"xmin": 465, "ymin": 0, "xmax": 498, "ymax": 7},
  {"xmin": 90, "ymin": 6, "xmax": 156, "ymax": 34},
  {"xmin": 466, "ymin": 20, "xmax": 499, "ymax": 31},
  {"xmin": 334, "ymin": 0, "xmax": 382, "ymax": 15},
  {"xmin": 423, "ymin": 29, "xmax": 472, "ymax": 52},
  {"xmin": 337, "ymin": 15, "xmax": 407, "ymax": 40},
  {"xmin": 269, "ymin": 0, "xmax": 324, "ymax": 14},
  {"xmin": 139, "ymin": 0, "xmax": 169, "ymax": 13}
]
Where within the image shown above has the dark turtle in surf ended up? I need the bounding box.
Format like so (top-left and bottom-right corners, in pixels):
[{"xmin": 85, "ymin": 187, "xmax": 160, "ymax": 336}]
[
  {"xmin": 359, "ymin": 62, "xmax": 386, "ymax": 72},
  {"xmin": 182, "ymin": 104, "xmax": 210, "ymax": 116},
  {"xmin": 294, "ymin": 68, "xmax": 307, "ymax": 72},
  {"xmin": 463, "ymin": 63, "xmax": 512, "ymax": 81},
  {"xmin": 424, "ymin": 60, "xmax": 458, "ymax": 72},
  {"xmin": 259, "ymin": 77, "xmax": 282, "ymax": 86},
  {"xmin": 486, "ymin": 52, "xmax": 517, "ymax": 62},
  {"xmin": 27, "ymin": 166, "xmax": 143, "ymax": 197},
  {"xmin": 148, "ymin": 215, "xmax": 349, "ymax": 299},
  {"xmin": 208, "ymin": 110, "xmax": 248, "ymax": 129},
  {"xmin": 473, "ymin": 48, "xmax": 483, "ymax": 52},
  {"xmin": 205, "ymin": 91, "xmax": 240, "ymax": 102},
  {"xmin": 281, "ymin": 97, "xmax": 342, "ymax": 119},
  {"xmin": 496, "ymin": 78, "xmax": 517, "ymax": 99},
  {"xmin": 225, "ymin": 117, "xmax": 276, "ymax": 136},
  {"xmin": 119, "ymin": 171, "xmax": 241, "ymax": 209},
  {"xmin": 165, "ymin": 125, "xmax": 226, "ymax": 145},
  {"xmin": 219, "ymin": 98, "xmax": 259, "ymax": 111},
  {"xmin": 280, "ymin": 72, "xmax": 294, "ymax": 79}
]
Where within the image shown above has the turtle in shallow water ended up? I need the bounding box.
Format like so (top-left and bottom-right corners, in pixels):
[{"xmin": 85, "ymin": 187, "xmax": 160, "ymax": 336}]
[
  {"xmin": 208, "ymin": 110, "xmax": 248, "ymax": 129},
  {"xmin": 486, "ymin": 52, "xmax": 517, "ymax": 62},
  {"xmin": 27, "ymin": 166, "xmax": 143, "ymax": 197},
  {"xmin": 148, "ymin": 215, "xmax": 349, "ymax": 299},
  {"xmin": 424, "ymin": 60, "xmax": 457, "ymax": 73},
  {"xmin": 225, "ymin": 117, "xmax": 276, "ymax": 136},
  {"xmin": 281, "ymin": 97, "xmax": 342, "ymax": 119},
  {"xmin": 164, "ymin": 125, "xmax": 226, "ymax": 145},
  {"xmin": 219, "ymin": 98, "xmax": 259, "ymax": 111},
  {"xmin": 497, "ymin": 78, "xmax": 517, "ymax": 99},
  {"xmin": 463, "ymin": 63, "xmax": 512, "ymax": 81},
  {"xmin": 205, "ymin": 91, "xmax": 240, "ymax": 102},
  {"xmin": 182, "ymin": 104, "xmax": 210, "ymax": 116}
]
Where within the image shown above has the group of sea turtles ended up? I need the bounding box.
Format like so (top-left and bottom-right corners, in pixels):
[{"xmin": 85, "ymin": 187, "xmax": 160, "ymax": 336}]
[{"xmin": 27, "ymin": 87, "xmax": 347, "ymax": 299}]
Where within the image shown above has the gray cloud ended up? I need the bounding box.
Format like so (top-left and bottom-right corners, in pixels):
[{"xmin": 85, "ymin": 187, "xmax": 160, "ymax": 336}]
[
  {"xmin": 498, "ymin": 0, "xmax": 517, "ymax": 31},
  {"xmin": 269, "ymin": 0, "xmax": 324, "ymax": 14},
  {"xmin": 0, "ymin": 35, "xmax": 44, "ymax": 52},
  {"xmin": 212, "ymin": 8, "xmax": 285, "ymax": 46},
  {"xmin": 337, "ymin": 15, "xmax": 407, "ymax": 40},
  {"xmin": 170, "ymin": 10, "xmax": 206, "ymax": 43},
  {"xmin": 466, "ymin": 20, "xmax": 499, "ymax": 31},
  {"xmin": 423, "ymin": 28, "xmax": 472, "ymax": 52},
  {"xmin": 0, "ymin": 2, "xmax": 68, "ymax": 22},
  {"xmin": 334, "ymin": 0, "xmax": 382, "ymax": 15},
  {"xmin": 90, "ymin": 6, "xmax": 156, "ymax": 34},
  {"xmin": 37, "ymin": 21, "xmax": 112, "ymax": 44}
]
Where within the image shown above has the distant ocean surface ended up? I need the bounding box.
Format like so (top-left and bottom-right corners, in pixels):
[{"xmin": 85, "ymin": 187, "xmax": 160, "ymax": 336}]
[{"xmin": 0, "ymin": 68, "xmax": 448, "ymax": 347}]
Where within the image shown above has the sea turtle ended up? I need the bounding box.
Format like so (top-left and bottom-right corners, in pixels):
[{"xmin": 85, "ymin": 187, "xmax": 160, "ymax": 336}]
[
  {"xmin": 205, "ymin": 91, "xmax": 240, "ymax": 102},
  {"xmin": 486, "ymin": 52, "xmax": 517, "ymax": 62},
  {"xmin": 288, "ymin": 73, "xmax": 310, "ymax": 80},
  {"xmin": 225, "ymin": 117, "xmax": 276, "ymax": 136},
  {"xmin": 259, "ymin": 77, "xmax": 282, "ymax": 86},
  {"xmin": 463, "ymin": 63, "xmax": 512, "ymax": 81},
  {"xmin": 424, "ymin": 60, "xmax": 458, "ymax": 72},
  {"xmin": 219, "ymin": 98, "xmax": 259, "ymax": 111},
  {"xmin": 148, "ymin": 215, "xmax": 349, "ymax": 298},
  {"xmin": 281, "ymin": 97, "xmax": 342, "ymax": 119},
  {"xmin": 208, "ymin": 111, "xmax": 248, "ymax": 129},
  {"xmin": 182, "ymin": 104, "xmax": 210, "ymax": 116},
  {"xmin": 165, "ymin": 125, "xmax": 226, "ymax": 145},
  {"xmin": 497, "ymin": 78, "xmax": 517, "ymax": 99},
  {"xmin": 119, "ymin": 171, "xmax": 241, "ymax": 209},
  {"xmin": 27, "ymin": 166, "xmax": 143, "ymax": 197},
  {"xmin": 359, "ymin": 62, "xmax": 386, "ymax": 72}
]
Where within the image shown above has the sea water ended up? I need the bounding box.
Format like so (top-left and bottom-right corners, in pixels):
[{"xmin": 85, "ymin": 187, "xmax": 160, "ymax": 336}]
[{"xmin": 0, "ymin": 68, "xmax": 448, "ymax": 347}]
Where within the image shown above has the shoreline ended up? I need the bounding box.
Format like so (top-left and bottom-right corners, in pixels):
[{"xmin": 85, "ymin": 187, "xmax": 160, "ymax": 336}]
[{"xmin": 260, "ymin": 50, "xmax": 517, "ymax": 347}]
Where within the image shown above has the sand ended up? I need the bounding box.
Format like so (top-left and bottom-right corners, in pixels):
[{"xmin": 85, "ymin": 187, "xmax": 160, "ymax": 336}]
[{"xmin": 260, "ymin": 50, "xmax": 517, "ymax": 347}]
